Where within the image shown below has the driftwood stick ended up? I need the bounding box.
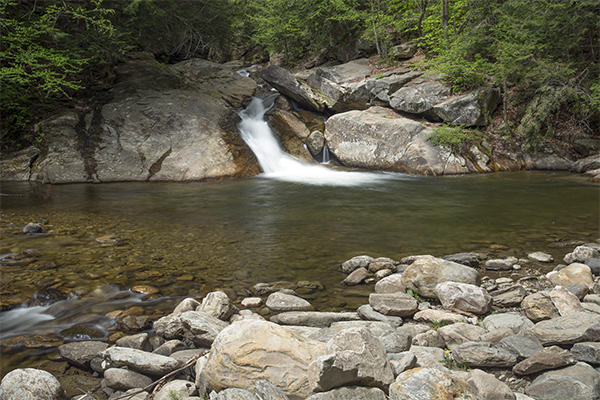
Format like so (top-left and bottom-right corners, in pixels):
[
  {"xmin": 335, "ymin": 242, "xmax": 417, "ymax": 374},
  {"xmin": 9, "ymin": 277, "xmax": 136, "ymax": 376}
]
[{"xmin": 110, "ymin": 352, "xmax": 206, "ymax": 400}]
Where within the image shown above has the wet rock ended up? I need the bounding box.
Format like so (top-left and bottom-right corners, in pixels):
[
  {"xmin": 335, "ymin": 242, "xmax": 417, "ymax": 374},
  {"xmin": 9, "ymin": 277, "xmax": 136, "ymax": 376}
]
[
  {"xmin": 531, "ymin": 311, "xmax": 600, "ymax": 345},
  {"xmin": 401, "ymin": 255, "xmax": 481, "ymax": 299},
  {"xmin": 154, "ymin": 380, "xmax": 197, "ymax": 400},
  {"xmin": 491, "ymin": 285, "xmax": 527, "ymax": 307},
  {"xmin": 521, "ymin": 292, "xmax": 559, "ymax": 322},
  {"xmin": 117, "ymin": 315, "xmax": 152, "ymax": 333},
  {"xmin": 369, "ymin": 293, "xmax": 418, "ymax": 317},
  {"xmin": 60, "ymin": 324, "xmax": 106, "ymax": 340},
  {"xmin": 435, "ymin": 281, "xmax": 492, "ymax": 315},
  {"xmin": 305, "ymin": 386, "xmax": 386, "ymax": 400},
  {"xmin": 357, "ymin": 304, "xmax": 403, "ymax": 327},
  {"xmin": 437, "ymin": 323, "xmax": 488, "ymax": 350},
  {"xmin": 482, "ymin": 312, "xmax": 534, "ymax": 334},
  {"xmin": 499, "ymin": 332, "xmax": 543, "ymax": 362},
  {"xmin": 341, "ymin": 255, "xmax": 375, "ymax": 274},
  {"xmin": 23, "ymin": 222, "xmax": 43, "ymax": 234},
  {"xmin": 29, "ymin": 288, "xmax": 69, "ymax": 307},
  {"xmin": 308, "ymin": 327, "xmax": 394, "ymax": 392},
  {"xmin": 571, "ymin": 342, "xmax": 600, "ymax": 364},
  {"xmin": 342, "ymin": 267, "xmax": 369, "ymax": 285},
  {"xmin": 130, "ymin": 285, "xmax": 160, "ymax": 295},
  {"xmin": 528, "ymin": 252, "xmax": 553, "ymax": 263},
  {"xmin": 0, "ymin": 368, "xmax": 66, "ymax": 400},
  {"xmin": 550, "ymin": 285, "xmax": 585, "ymax": 315},
  {"xmin": 58, "ymin": 373, "xmax": 101, "ymax": 399},
  {"xmin": 564, "ymin": 245, "xmax": 600, "ymax": 264},
  {"xmin": 374, "ymin": 273, "xmax": 405, "ymax": 294},
  {"xmin": 205, "ymin": 320, "xmax": 327, "ymax": 399},
  {"xmin": 466, "ymin": 369, "xmax": 516, "ymax": 400},
  {"xmin": 525, "ymin": 362, "xmax": 600, "ymax": 400},
  {"xmin": 442, "ymin": 252, "xmax": 482, "ymax": 268},
  {"xmin": 452, "ymin": 341, "xmax": 518, "ymax": 368},
  {"xmin": 0, "ymin": 146, "xmax": 39, "ymax": 181},
  {"xmin": 58, "ymin": 341, "xmax": 109, "ymax": 369},
  {"xmin": 306, "ymin": 131, "xmax": 325, "ymax": 157},
  {"xmin": 266, "ymin": 291, "xmax": 313, "ymax": 312},
  {"xmin": 270, "ymin": 311, "xmax": 360, "ymax": 328},
  {"xmin": 389, "ymin": 367, "xmax": 477, "ymax": 400},
  {"xmin": 103, "ymin": 368, "xmax": 153, "ymax": 391},
  {"xmin": 101, "ymin": 346, "xmax": 179, "ymax": 377},
  {"xmin": 547, "ymin": 263, "xmax": 594, "ymax": 288}
]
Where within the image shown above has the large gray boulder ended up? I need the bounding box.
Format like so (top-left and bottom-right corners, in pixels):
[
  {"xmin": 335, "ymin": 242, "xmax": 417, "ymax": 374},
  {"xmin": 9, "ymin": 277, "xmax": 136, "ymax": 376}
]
[
  {"xmin": 270, "ymin": 311, "xmax": 361, "ymax": 328},
  {"xmin": 309, "ymin": 321, "xmax": 411, "ymax": 353},
  {"xmin": 434, "ymin": 281, "xmax": 492, "ymax": 315},
  {"xmin": 325, "ymin": 107, "xmax": 474, "ymax": 176},
  {"xmin": 308, "ymin": 327, "xmax": 394, "ymax": 392},
  {"xmin": 432, "ymin": 87, "xmax": 501, "ymax": 126},
  {"xmin": 259, "ymin": 65, "xmax": 324, "ymax": 112},
  {"xmin": 389, "ymin": 80, "xmax": 451, "ymax": 120},
  {"xmin": 205, "ymin": 320, "xmax": 327, "ymax": 400},
  {"xmin": 366, "ymin": 71, "xmax": 422, "ymax": 104},
  {"xmin": 0, "ymin": 368, "xmax": 66, "ymax": 400},
  {"xmin": 452, "ymin": 342, "xmax": 518, "ymax": 368},
  {"xmin": 401, "ymin": 255, "xmax": 481, "ymax": 299},
  {"xmin": 27, "ymin": 58, "xmax": 258, "ymax": 184},
  {"xmin": 305, "ymin": 386, "xmax": 386, "ymax": 400}
]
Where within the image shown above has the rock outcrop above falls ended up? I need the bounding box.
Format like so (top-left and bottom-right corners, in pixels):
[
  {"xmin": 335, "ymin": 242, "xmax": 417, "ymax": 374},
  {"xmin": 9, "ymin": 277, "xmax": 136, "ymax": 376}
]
[{"xmin": 2, "ymin": 58, "xmax": 260, "ymax": 184}]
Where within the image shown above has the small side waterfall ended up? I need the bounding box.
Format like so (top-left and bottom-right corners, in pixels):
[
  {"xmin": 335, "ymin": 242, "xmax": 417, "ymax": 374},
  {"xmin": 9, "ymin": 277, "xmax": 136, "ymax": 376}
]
[
  {"xmin": 321, "ymin": 145, "xmax": 331, "ymax": 164},
  {"xmin": 237, "ymin": 96, "xmax": 397, "ymax": 186}
]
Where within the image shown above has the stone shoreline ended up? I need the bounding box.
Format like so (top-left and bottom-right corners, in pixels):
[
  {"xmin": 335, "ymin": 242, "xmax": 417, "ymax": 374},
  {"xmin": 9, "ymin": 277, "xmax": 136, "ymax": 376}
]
[{"xmin": 1, "ymin": 243, "xmax": 600, "ymax": 400}]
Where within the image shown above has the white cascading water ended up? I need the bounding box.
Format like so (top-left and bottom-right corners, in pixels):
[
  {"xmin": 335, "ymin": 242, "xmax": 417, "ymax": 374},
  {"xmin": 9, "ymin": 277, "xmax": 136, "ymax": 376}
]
[{"xmin": 237, "ymin": 95, "xmax": 398, "ymax": 186}]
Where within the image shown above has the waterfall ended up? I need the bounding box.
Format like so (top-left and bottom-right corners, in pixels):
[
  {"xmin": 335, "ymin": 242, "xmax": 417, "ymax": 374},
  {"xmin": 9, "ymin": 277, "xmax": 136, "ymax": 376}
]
[
  {"xmin": 237, "ymin": 96, "xmax": 398, "ymax": 186},
  {"xmin": 321, "ymin": 144, "xmax": 331, "ymax": 164}
]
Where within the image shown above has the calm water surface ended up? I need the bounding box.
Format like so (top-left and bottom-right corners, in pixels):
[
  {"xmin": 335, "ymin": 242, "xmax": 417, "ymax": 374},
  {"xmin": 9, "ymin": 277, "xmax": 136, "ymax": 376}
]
[{"xmin": 0, "ymin": 171, "xmax": 598, "ymax": 375}]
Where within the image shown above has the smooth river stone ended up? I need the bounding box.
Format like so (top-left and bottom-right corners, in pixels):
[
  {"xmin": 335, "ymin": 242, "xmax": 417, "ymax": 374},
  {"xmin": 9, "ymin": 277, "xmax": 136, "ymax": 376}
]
[
  {"xmin": 266, "ymin": 291, "xmax": 313, "ymax": 311},
  {"xmin": 369, "ymin": 293, "xmax": 418, "ymax": 317},
  {"xmin": 546, "ymin": 263, "xmax": 594, "ymax": 288},
  {"xmin": 526, "ymin": 362, "xmax": 600, "ymax": 400},
  {"xmin": 205, "ymin": 320, "xmax": 327, "ymax": 400},
  {"xmin": 452, "ymin": 342, "xmax": 518, "ymax": 368},
  {"xmin": 550, "ymin": 285, "xmax": 585, "ymax": 316},
  {"xmin": 0, "ymin": 368, "xmax": 65, "ymax": 400},
  {"xmin": 101, "ymin": 346, "xmax": 180, "ymax": 376},
  {"xmin": 401, "ymin": 255, "xmax": 480, "ymax": 299}
]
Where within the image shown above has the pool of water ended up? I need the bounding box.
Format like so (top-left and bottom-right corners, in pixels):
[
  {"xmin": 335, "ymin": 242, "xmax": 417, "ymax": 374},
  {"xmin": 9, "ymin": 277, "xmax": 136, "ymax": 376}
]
[{"xmin": 0, "ymin": 170, "xmax": 598, "ymax": 375}]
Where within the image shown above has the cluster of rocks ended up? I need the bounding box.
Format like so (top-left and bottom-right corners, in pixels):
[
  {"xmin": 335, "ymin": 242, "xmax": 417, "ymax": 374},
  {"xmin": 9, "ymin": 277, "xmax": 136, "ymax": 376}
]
[{"xmin": 3, "ymin": 243, "xmax": 600, "ymax": 400}]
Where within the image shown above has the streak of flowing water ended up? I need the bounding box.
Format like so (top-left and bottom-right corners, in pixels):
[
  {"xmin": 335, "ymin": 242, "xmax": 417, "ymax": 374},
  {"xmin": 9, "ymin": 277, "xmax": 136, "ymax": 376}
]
[{"xmin": 237, "ymin": 95, "xmax": 404, "ymax": 186}]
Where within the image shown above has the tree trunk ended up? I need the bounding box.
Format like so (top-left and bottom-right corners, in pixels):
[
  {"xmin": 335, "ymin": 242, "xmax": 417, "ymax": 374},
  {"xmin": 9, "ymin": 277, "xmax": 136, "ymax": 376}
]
[{"xmin": 442, "ymin": 0, "xmax": 449, "ymax": 49}]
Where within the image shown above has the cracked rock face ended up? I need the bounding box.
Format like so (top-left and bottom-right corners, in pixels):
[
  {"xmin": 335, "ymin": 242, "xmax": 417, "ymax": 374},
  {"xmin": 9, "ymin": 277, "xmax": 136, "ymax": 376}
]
[{"xmin": 26, "ymin": 58, "xmax": 259, "ymax": 184}]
